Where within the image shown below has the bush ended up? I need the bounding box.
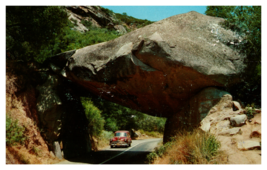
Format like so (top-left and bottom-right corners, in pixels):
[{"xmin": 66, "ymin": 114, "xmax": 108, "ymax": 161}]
[
  {"xmin": 96, "ymin": 130, "xmax": 114, "ymax": 148},
  {"xmin": 81, "ymin": 19, "xmax": 92, "ymax": 28},
  {"xmin": 6, "ymin": 116, "xmax": 26, "ymax": 146},
  {"xmin": 81, "ymin": 97, "xmax": 105, "ymax": 137},
  {"xmin": 147, "ymin": 129, "xmax": 223, "ymax": 164}
]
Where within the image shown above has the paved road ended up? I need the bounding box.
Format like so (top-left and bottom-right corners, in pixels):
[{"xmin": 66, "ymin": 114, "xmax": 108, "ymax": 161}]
[{"xmin": 57, "ymin": 138, "xmax": 162, "ymax": 164}]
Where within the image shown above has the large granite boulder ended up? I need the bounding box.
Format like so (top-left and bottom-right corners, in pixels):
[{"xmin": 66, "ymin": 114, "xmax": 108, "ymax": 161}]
[
  {"xmin": 47, "ymin": 11, "xmax": 247, "ymax": 144},
  {"xmin": 52, "ymin": 11, "xmax": 245, "ymax": 118}
]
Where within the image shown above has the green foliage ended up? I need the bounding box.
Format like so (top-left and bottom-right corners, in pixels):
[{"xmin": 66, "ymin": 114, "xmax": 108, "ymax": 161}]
[
  {"xmin": 245, "ymin": 103, "xmax": 259, "ymax": 119},
  {"xmin": 89, "ymin": 96, "xmax": 166, "ymax": 133},
  {"xmin": 205, "ymin": 6, "xmax": 261, "ymax": 106},
  {"xmin": 81, "ymin": 19, "xmax": 92, "ymax": 28},
  {"xmin": 6, "ymin": 6, "xmax": 69, "ymax": 62},
  {"xmin": 6, "ymin": 116, "xmax": 26, "ymax": 146},
  {"xmin": 32, "ymin": 146, "xmax": 41, "ymax": 156},
  {"xmin": 199, "ymin": 133, "xmax": 221, "ymax": 161},
  {"xmin": 115, "ymin": 13, "xmax": 154, "ymax": 28},
  {"xmin": 147, "ymin": 141, "xmax": 173, "ymax": 163},
  {"xmin": 99, "ymin": 6, "xmax": 114, "ymax": 16},
  {"xmin": 81, "ymin": 97, "xmax": 105, "ymax": 137},
  {"xmin": 147, "ymin": 130, "xmax": 222, "ymax": 164},
  {"xmin": 134, "ymin": 114, "xmax": 166, "ymax": 133}
]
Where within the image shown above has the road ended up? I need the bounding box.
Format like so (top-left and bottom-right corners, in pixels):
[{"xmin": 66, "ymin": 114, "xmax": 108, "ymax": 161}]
[{"xmin": 57, "ymin": 138, "xmax": 162, "ymax": 164}]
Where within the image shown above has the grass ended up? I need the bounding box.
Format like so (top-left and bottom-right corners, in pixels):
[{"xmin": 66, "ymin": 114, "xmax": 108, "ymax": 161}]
[
  {"xmin": 139, "ymin": 130, "xmax": 163, "ymax": 138},
  {"xmin": 147, "ymin": 129, "xmax": 226, "ymax": 164},
  {"xmin": 6, "ymin": 116, "xmax": 26, "ymax": 146}
]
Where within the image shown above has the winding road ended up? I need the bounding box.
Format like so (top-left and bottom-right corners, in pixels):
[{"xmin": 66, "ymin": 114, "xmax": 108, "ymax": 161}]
[{"xmin": 57, "ymin": 138, "xmax": 162, "ymax": 164}]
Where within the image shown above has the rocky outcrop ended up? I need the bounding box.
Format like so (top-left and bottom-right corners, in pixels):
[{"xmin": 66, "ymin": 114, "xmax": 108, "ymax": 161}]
[
  {"xmin": 199, "ymin": 94, "xmax": 261, "ymax": 164},
  {"xmin": 114, "ymin": 25, "xmax": 127, "ymax": 34},
  {"xmin": 36, "ymin": 75, "xmax": 63, "ymax": 147},
  {"xmin": 47, "ymin": 11, "xmax": 247, "ymax": 144},
  {"xmin": 66, "ymin": 6, "xmax": 122, "ymax": 32},
  {"xmin": 36, "ymin": 72, "xmax": 91, "ymax": 159},
  {"xmin": 51, "ymin": 11, "xmax": 245, "ymax": 118}
]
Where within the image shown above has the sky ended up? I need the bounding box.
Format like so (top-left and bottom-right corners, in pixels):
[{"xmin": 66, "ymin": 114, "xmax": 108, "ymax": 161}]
[{"xmin": 102, "ymin": 6, "xmax": 207, "ymax": 21}]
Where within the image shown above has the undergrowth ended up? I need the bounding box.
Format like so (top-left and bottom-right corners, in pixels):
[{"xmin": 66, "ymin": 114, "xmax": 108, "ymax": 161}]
[
  {"xmin": 139, "ymin": 129, "xmax": 163, "ymax": 138},
  {"xmin": 6, "ymin": 116, "xmax": 26, "ymax": 146},
  {"xmin": 96, "ymin": 131, "xmax": 113, "ymax": 149},
  {"xmin": 147, "ymin": 129, "xmax": 225, "ymax": 164}
]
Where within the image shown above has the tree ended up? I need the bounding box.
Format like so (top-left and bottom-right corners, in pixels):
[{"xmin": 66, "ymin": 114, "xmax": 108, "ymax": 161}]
[
  {"xmin": 6, "ymin": 6, "xmax": 69, "ymax": 62},
  {"xmin": 80, "ymin": 97, "xmax": 105, "ymax": 137},
  {"xmin": 205, "ymin": 6, "xmax": 261, "ymax": 106}
]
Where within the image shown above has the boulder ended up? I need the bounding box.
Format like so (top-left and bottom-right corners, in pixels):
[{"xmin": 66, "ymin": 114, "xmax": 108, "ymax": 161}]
[
  {"xmin": 66, "ymin": 6, "xmax": 117, "ymax": 29},
  {"xmin": 237, "ymin": 140, "xmax": 261, "ymax": 151},
  {"xmin": 114, "ymin": 25, "xmax": 127, "ymax": 34},
  {"xmin": 51, "ymin": 11, "xmax": 245, "ymax": 119},
  {"xmin": 230, "ymin": 114, "xmax": 247, "ymax": 127},
  {"xmin": 53, "ymin": 141, "xmax": 63, "ymax": 159},
  {"xmin": 36, "ymin": 75, "xmax": 63, "ymax": 146},
  {"xmin": 199, "ymin": 94, "xmax": 242, "ymax": 133},
  {"xmin": 218, "ymin": 127, "xmax": 242, "ymax": 136},
  {"xmin": 48, "ymin": 11, "xmax": 246, "ymax": 143},
  {"xmin": 233, "ymin": 101, "xmax": 242, "ymax": 110}
]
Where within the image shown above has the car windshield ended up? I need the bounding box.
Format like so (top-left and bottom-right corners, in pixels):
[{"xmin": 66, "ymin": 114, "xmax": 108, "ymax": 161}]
[{"xmin": 115, "ymin": 132, "xmax": 127, "ymax": 137}]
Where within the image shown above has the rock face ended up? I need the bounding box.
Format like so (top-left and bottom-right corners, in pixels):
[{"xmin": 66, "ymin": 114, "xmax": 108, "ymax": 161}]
[
  {"xmin": 66, "ymin": 6, "xmax": 123, "ymax": 33},
  {"xmin": 199, "ymin": 94, "xmax": 261, "ymax": 164},
  {"xmin": 53, "ymin": 11, "xmax": 245, "ymax": 118},
  {"xmin": 36, "ymin": 72, "xmax": 91, "ymax": 158},
  {"xmin": 48, "ymin": 11, "xmax": 246, "ymax": 144}
]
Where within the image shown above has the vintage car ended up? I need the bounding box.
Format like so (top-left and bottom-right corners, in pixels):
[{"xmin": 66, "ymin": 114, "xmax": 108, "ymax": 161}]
[{"xmin": 110, "ymin": 130, "xmax": 132, "ymax": 148}]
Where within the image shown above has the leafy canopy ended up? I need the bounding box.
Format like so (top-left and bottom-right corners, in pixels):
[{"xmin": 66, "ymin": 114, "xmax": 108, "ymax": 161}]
[
  {"xmin": 6, "ymin": 6, "xmax": 69, "ymax": 61},
  {"xmin": 205, "ymin": 6, "xmax": 261, "ymax": 106}
]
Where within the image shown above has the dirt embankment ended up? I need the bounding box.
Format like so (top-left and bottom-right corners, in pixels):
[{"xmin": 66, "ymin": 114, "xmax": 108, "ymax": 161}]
[{"xmin": 6, "ymin": 62, "xmax": 61, "ymax": 164}]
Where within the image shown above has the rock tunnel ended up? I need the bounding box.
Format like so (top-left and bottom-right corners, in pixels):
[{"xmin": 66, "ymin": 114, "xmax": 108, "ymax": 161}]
[{"xmin": 37, "ymin": 11, "xmax": 246, "ymax": 158}]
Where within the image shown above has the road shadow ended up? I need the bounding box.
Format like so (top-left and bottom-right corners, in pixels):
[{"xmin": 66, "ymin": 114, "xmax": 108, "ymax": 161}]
[{"xmin": 65, "ymin": 150, "xmax": 152, "ymax": 164}]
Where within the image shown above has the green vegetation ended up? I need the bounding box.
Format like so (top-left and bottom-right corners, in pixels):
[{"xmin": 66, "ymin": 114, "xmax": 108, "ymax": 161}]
[
  {"xmin": 147, "ymin": 130, "xmax": 224, "ymax": 164},
  {"xmin": 80, "ymin": 96, "xmax": 166, "ymax": 139},
  {"xmin": 81, "ymin": 97, "xmax": 105, "ymax": 137},
  {"xmin": 6, "ymin": 6, "xmax": 154, "ymax": 63},
  {"xmin": 6, "ymin": 116, "xmax": 26, "ymax": 146},
  {"xmin": 205, "ymin": 6, "xmax": 261, "ymax": 107},
  {"xmin": 32, "ymin": 146, "xmax": 41, "ymax": 157},
  {"xmin": 115, "ymin": 12, "xmax": 154, "ymax": 28},
  {"xmin": 89, "ymin": 97, "xmax": 166, "ymax": 134},
  {"xmin": 6, "ymin": 6, "xmax": 69, "ymax": 62}
]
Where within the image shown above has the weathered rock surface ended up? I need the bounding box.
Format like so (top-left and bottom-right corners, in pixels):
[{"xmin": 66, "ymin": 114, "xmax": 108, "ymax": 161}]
[
  {"xmin": 114, "ymin": 25, "xmax": 127, "ymax": 34},
  {"xmin": 36, "ymin": 75, "xmax": 63, "ymax": 145},
  {"xmin": 237, "ymin": 140, "xmax": 261, "ymax": 151},
  {"xmin": 51, "ymin": 11, "xmax": 245, "ymax": 119},
  {"xmin": 53, "ymin": 141, "xmax": 63, "ymax": 159},
  {"xmin": 199, "ymin": 93, "xmax": 261, "ymax": 164},
  {"xmin": 230, "ymin": 114, "xmax": 247, "ymax": 127},
  {"xmin": 66, "ymin": 6, "xmax": 120, "ymax": 32},
  {"xmin": 36, "ymin": 73, "xmax": 91, "ymax": 158}
]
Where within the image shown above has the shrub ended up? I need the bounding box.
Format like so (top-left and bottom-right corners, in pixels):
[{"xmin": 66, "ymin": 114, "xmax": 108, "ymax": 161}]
[
  {"xmin": 80, "ymin": 97, "xmax": 105, "ymax": 137},
  {"xmin": 81, "ymin": 19, "xmax": 92, "ymax": 29},
  {"xmin": 6, "ymin": 116, "xmax": 26, "ymax": 146},
  {"xmin": 96, "ymin": 130, "xmax": 114, "ymax": 148},
  {"xmin": 147, "ymin": 129, "xmax": 223, "ymax": 164}
]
